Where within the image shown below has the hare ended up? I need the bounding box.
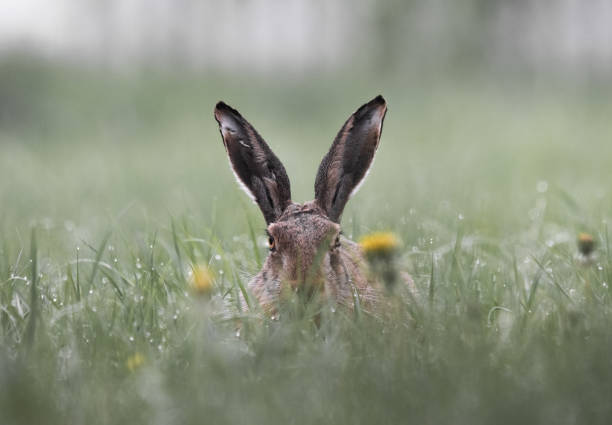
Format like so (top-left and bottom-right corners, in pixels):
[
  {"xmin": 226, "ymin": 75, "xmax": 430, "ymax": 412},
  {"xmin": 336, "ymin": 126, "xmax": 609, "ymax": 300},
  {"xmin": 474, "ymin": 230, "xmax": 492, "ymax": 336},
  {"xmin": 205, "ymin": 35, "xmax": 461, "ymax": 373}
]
[{"xmin": 214, "ymin": 95, "xmax": 387, "ymax": 314}]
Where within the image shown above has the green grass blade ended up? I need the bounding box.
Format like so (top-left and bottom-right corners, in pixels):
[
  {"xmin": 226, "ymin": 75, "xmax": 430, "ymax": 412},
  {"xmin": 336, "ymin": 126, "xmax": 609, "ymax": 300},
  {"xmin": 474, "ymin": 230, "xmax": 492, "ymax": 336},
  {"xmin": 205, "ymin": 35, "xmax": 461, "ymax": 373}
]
[
  {"xmin": 89, "ymin": 231, "xmax": 111, "ymax": 286},
  {"xmin": 171, "ymin": 218, "xmax": 186, "ymax": 283},
  {"xmin": 245, "ymin": 211, "xmax": 262, "ymax": 268},
  {"xmin": 24, "ymin": 228, "xmax": 38, "ymax": 351}
]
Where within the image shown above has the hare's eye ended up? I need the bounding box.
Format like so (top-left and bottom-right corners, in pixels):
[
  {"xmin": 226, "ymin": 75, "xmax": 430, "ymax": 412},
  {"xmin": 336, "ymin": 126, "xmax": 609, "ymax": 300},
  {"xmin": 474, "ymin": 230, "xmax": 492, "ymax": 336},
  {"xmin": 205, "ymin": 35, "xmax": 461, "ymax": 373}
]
[
  {"xmin": 333, "ymin": 236, "xmax": 341, "ymax": 249},
  {"xmin": 268, "ymin": 236, "xmax": 276, "ymax": 251}
]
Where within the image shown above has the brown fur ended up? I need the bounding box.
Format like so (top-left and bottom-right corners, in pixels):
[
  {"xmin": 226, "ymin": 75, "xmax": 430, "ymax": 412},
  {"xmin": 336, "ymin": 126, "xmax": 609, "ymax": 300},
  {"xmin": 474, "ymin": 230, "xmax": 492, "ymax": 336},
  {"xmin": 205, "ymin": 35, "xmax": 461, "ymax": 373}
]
[
  {"xmin": 214, "ymin": 96, "xmax": 387, "ymax": 315},
  {"xmin": 249, "ymin": 201, "xmax": 379, "ymax": 313}
]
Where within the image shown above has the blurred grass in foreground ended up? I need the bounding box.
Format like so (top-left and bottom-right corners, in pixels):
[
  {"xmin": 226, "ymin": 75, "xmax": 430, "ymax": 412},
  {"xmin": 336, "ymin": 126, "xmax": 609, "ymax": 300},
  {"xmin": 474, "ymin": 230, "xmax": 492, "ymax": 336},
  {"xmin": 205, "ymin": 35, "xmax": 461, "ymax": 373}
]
[{"xmin": 1, "ymin": 58, "xmax": 612, "ymax": 424}]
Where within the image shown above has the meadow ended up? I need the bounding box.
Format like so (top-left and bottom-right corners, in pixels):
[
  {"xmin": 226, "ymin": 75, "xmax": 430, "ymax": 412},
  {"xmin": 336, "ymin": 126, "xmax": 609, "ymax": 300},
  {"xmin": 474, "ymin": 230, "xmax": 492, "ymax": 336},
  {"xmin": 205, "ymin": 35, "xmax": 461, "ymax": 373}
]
[{"xmin": 1, "ymin": 58, "xmax": 612, "ymax": 424}]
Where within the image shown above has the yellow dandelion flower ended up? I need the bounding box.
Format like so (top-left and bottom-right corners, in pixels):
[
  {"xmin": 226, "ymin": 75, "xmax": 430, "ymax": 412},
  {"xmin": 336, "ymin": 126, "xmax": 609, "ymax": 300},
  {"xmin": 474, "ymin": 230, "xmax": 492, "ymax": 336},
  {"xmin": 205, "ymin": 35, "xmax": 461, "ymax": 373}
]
[
  {"xmin": 126, "ymin": 353, "xmax": 145, "ymax": 372},
  {"xmin": 359, "ymin": 232, "xmax": 400, "ymax": 256},
  {"xmin": 189, "ymin": 264, "xmax": 214, "ymax": 296},
  {"xmin": 577, "ymin": 232, "xmax": 595, "ymax": 256}
]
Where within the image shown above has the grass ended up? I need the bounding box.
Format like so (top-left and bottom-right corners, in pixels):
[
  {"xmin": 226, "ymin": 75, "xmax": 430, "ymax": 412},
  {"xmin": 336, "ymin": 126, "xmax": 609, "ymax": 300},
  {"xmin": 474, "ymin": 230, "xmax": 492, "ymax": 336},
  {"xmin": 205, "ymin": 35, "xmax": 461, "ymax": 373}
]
[{"xmin": 1, "ymin": 58, "xmax": 612, "ymax": 424}]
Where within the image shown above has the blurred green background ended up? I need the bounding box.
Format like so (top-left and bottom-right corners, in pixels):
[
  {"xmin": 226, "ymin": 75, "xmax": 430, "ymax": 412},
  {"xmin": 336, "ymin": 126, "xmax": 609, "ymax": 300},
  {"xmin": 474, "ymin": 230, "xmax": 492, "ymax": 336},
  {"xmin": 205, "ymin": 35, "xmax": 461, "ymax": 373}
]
[
  {"xmin": 2, "ymin": 1, "xmax": 612, "ymax": 424},
  {"xmin": 2, "ymin": 0, "xmax": 612, "ymax": 238}
]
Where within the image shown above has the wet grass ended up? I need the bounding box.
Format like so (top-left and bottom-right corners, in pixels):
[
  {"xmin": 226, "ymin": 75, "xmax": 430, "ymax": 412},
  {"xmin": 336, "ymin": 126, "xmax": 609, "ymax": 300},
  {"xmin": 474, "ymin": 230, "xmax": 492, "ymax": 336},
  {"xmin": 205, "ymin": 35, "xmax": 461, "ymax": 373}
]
[{"xmin": 1, "ymin": 60, "xmax": 612, "ymax": 424}]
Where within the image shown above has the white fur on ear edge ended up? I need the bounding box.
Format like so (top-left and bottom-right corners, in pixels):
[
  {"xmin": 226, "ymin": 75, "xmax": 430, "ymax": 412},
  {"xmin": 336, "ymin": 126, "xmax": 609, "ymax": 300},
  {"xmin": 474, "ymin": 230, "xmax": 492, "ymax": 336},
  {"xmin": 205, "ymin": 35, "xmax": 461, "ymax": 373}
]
[
  {"xmin": 227, "ymin": 158, "xmax": 257, "ymax": 204},
  {"xmin": 349, "ymin": 114, "xmax": 383, "ymax": 198},
  {"xmin": 349, "ymin": 155, "xmax": 376, "ymax": 198}
]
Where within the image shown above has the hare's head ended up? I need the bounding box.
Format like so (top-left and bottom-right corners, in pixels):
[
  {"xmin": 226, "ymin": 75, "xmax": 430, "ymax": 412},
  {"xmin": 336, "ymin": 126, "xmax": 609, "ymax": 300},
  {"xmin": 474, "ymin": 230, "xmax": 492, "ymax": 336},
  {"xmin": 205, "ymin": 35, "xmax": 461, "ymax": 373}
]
[{"xmin": 214, "ymin": 96, "xmax": 386, "ymax": 298}]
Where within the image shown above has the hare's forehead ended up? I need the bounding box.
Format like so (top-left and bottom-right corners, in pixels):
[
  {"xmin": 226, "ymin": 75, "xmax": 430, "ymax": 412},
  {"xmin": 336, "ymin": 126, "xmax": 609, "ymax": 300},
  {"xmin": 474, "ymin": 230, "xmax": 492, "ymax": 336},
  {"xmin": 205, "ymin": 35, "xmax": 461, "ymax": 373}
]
[
  {"xmin": 269, "ymin": 211, "xmax": 339, "ymax": 240},
  {"xmin": 278, "ymin": 202, "xmax": 323, "ymax": 218}
]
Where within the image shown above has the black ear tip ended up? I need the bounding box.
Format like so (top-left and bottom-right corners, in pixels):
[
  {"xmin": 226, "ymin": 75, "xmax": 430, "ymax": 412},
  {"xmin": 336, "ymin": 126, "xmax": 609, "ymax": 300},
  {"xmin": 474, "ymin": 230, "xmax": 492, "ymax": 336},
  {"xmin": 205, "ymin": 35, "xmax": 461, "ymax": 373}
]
[
  {"xmin": 214, "ymin": 101, "xmax": 232, "ymax": 114},
  {"xmin": 371, "ymin": 95, "xmax": 386, "ymax": 106},
  {"xmin": 214, "ymin": 101, "xmax": 242, "ymax": 122},
  {"xmin": 353, "ymin": 95, "xmax": 387, "ymax": 120}
]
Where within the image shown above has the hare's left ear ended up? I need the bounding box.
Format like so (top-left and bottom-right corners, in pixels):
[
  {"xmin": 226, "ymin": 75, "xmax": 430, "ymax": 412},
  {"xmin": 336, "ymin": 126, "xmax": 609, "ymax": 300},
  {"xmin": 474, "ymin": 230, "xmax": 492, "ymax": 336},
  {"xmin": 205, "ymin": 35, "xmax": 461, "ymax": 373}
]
[
  {"xmin": 314, "ymin": 95, "xmax": 387, "ymax": 222},
  {"xmin": 215, "ymin": 102, "xmax": 292, "ymax": 224}
]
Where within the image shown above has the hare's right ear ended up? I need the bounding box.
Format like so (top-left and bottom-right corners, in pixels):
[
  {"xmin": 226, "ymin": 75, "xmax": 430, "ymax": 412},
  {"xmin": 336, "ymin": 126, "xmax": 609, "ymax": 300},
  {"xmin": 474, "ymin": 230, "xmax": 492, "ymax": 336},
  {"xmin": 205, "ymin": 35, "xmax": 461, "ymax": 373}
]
[
  {"xmin": 315, "ymin": 95, "xmax": 387, "ymax": 222},
  {"xmin": 215, "ymin": 102, "xmax": 292, "ymax": 224}
]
